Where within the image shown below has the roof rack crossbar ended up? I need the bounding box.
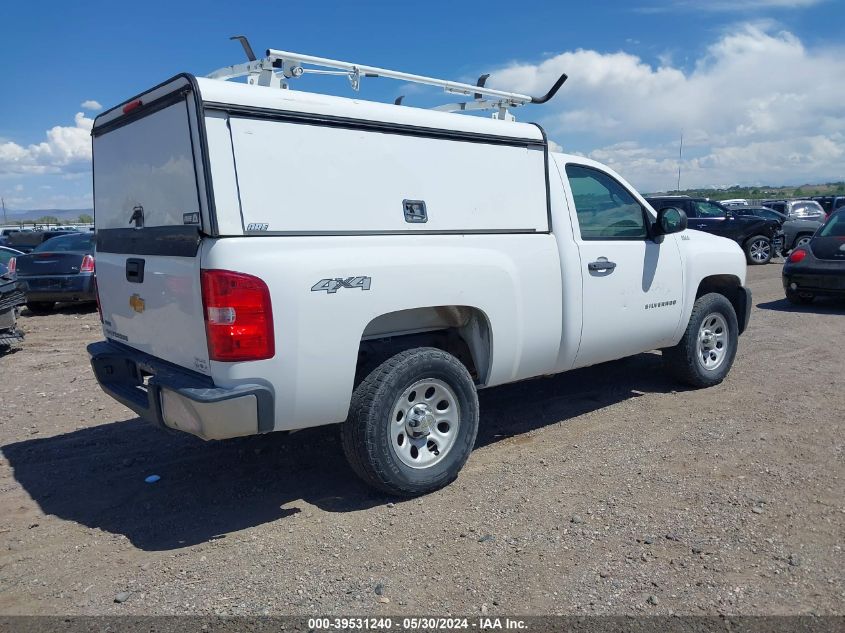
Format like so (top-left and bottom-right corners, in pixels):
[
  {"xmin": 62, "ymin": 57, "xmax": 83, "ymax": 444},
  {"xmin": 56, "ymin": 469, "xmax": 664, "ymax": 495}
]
[
  {"xmin": 264, "ymin": 48, "xmax": 537, "ymax": 104},
  {"xmin": 205, "ymin": 37, "xmax": 567, "ymax": 121}
]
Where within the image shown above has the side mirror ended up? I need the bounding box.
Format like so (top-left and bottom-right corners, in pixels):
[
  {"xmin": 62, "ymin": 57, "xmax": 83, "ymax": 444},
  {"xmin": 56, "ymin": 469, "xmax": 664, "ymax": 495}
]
[{"xmin": 656, "ymin": 206, "xmax": 687, "ymax": 235}]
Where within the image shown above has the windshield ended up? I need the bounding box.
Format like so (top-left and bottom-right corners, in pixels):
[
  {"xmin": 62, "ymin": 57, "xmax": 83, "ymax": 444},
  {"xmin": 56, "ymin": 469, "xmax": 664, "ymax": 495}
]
[
  {"xmin": 819, "ymin": 212, "xmax": 845, "ymax": 237},
  {"xmin": 33, "ymin": 233, "xmax": 95, "ymax": 253}
]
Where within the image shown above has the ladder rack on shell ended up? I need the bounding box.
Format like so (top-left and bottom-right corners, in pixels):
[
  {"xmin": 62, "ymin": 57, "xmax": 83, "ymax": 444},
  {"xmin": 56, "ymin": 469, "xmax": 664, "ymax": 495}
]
[{"xmin": 206, "ymin": 36, "xmax": 568, "ymax": 121}]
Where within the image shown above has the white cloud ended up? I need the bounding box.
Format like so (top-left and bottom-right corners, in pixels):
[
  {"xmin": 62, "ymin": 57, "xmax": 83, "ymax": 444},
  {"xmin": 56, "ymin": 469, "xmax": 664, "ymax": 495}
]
[
  {"xmin": 488, "ymin": 25, "xmax": 845, "ymax": 191},
  {"xmin": 0, "ymin": 112, "xmax": 93, "ymax": 176},
  {"xmin": 80, "ymin": 99, "xmax": 102, "ymax": 111}
]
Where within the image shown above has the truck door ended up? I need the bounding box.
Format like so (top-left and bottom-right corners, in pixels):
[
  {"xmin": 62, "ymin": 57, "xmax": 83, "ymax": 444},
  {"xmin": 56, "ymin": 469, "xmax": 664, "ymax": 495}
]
[
  {"xmin": 689, "ymin": 200, "xmax": 733, "ymax": 239},
  {"xmin": 559, "ymin": 161, "xmax": 684, "ymax": 369}
]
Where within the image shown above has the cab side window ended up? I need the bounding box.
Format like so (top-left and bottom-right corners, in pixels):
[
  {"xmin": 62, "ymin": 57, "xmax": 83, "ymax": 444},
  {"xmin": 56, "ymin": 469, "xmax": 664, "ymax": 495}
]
[
  {"xmin": 565, "ymin": 164, "xmax": 647, "ymax": 240},
  {"xmin": 694, "ymin": 201, "xmax": 726, "ymax": 218}
]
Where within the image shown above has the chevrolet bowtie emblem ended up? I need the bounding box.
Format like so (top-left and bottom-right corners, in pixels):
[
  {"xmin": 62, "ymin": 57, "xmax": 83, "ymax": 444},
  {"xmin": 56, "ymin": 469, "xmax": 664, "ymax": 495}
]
[{"xmin": 129, "ymin": 294, "xmax": 145, "ymax": 313}]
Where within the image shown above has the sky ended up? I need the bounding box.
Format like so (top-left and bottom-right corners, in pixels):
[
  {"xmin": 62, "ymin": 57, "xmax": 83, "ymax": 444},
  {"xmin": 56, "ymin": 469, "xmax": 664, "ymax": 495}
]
[{"xmin": 0, "ymin": 0, "xmax": 843, "ymax": 211}]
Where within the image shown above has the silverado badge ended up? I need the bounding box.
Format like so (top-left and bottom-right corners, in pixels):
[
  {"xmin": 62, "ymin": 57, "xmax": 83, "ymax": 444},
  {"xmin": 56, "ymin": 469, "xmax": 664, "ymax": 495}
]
[{"xmin": 129, "ymin": 294, "xmax": 146, "ymax": 313}]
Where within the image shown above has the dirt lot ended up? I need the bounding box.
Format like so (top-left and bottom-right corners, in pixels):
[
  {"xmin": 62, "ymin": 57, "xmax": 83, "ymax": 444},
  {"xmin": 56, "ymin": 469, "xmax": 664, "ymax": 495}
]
[{"xmin": 0, "ymin": 263, "xmax": 842, "ymax": 616}]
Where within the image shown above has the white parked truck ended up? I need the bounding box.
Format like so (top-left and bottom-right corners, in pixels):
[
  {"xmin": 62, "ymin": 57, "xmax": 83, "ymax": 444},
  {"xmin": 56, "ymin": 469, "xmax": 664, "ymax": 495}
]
[{"xmin": 89, "ymin": 44, "xmax": 751, "ymax": 496}]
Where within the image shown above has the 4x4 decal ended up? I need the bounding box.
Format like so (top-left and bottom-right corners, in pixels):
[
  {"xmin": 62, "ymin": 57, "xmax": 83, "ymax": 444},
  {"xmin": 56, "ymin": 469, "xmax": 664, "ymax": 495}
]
[{"xmin": 311, "ymin": 276, "xmax": 372, "ymax": 294}]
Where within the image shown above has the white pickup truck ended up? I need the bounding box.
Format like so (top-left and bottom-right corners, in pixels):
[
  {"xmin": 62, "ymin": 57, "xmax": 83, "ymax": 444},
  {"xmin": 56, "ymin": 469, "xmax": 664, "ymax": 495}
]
[{"xmin": 88, "ymin": 47, "xmax": 751, "ymax": 496}]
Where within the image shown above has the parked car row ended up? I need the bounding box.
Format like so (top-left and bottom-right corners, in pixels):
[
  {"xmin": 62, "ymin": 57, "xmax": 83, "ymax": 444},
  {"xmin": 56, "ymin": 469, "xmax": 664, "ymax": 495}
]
[
  {"xmin": 721, "ymin": 197, "xmax": 838, "ymax": 223},
  {"xmin": 730, "ymin": 207, "xmax": 822, "ymax": 253},
  {"xmin": 645, "ymin": 196, "xmax": 783, "ymax": 265},
  {"xmin": 644, "ymin": 195, "xmax": 841, "ymax": 266},
  {"xmin": 1, "ymin": 229, "xmax": 83, "ymax": 253}
]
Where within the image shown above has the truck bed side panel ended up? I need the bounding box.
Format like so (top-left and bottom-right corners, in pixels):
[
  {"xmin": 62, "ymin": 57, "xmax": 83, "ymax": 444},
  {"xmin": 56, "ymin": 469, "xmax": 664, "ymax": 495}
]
[{"xmin": 201, "ymin": 234, "xmax": 563, "ymax": 431}]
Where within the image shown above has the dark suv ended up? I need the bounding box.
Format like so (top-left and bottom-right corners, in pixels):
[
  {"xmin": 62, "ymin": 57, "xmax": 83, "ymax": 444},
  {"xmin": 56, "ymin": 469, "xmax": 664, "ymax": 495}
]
[
  {"xmin": 646, "ymin": 196, "xmax": 783, "ymax": 265},
  {"xmin": 811, "ymin": 196, "xmax": 845, "ymax": 216}
]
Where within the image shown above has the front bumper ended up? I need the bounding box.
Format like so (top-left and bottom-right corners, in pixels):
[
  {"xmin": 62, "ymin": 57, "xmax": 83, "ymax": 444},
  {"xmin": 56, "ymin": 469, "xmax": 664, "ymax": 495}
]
[
  {"xmin": 87, "ymin": 340, "xmax": 274, "ymax": 440},
  {"xmin": 19, "ymin": 273, "xmax": 96, "ymax": 303}
]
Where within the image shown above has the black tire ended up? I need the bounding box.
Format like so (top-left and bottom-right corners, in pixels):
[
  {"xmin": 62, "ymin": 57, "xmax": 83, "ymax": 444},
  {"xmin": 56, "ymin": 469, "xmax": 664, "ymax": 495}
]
[
  {"xmin": 341, "ymin": 347, "xmax": 479, "ymax": 497},
  {"xmin": 785, "ymin": 287, "xmax": 814, "ymax": 305},
  {"xmin": 25, "ymin": 301, "xmax": 55, "ymax": 314},
  {"xmin": 792, "ymin": 234, "xmax": 813, "ymax": 250},
  {"xmin": 744, "ymin": 235, "xmax": 772, "ymax": 265},
  {"xmin": 663, "ymin": 293, "xmax": 739, "ymax": 388}
]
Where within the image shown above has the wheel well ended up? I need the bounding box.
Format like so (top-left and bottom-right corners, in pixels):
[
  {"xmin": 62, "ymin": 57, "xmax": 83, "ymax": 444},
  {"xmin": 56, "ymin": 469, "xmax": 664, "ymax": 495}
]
[
  {"xmin": 742, "ymin": 233, "xmax": 769, "ymax": 246},
  {"xmin": 696, "ymin": 275, "xmax": 748, "ymax": 334},
  {"xmin": 356, "ymin": 306, "xmax": 492, "ymax": 387}
]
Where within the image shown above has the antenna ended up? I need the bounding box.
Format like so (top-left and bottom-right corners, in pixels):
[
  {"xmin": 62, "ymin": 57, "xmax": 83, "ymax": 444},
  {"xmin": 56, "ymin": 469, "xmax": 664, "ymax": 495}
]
[
  {"xmin": 1, "ymin": 197, "xmax": 6, "ymax": 226},
  {"xmin": 677, "ymin": 131, "xmax": 684, "ymax": 192},
  {"xmin": 207, "ymin": 36, "xmax": 568, "ymax": 121}
]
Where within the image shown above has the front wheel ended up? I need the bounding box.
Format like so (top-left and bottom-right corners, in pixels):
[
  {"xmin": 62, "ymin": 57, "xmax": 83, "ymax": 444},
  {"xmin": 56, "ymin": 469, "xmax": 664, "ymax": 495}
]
[
  {"xmin": 744, "ymin": 235, "xmax": 772, "ymax": 265},
  {"xmin": 663, "ymin": 293, "xmax": 739, "ymax": 388},
  {"xmin": 341, "ymin": 347, "xmax": 479, "ymax": 497},
  {"xmin": 792, "ymin": 234, "xmax": 812, "ymax": 250}
]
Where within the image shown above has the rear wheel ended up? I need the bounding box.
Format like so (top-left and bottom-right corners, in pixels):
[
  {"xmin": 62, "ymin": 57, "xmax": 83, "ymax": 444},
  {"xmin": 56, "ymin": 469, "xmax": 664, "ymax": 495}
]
[
  {"xmin": 785, "ymin": 287, "xmax": 814, "ymax": 305},
  {"xmin": 744, "ymin": 235, "xmax": 772, "ymax": 265},
  {"xmin": 341, "ymin": 347, "xmax": 479, "ymax": 497},
  {"xmin": 26, "ymin": 301, "xmax": 55, "ymax": 314},
  {"xmin": 663, "ymin": 293, "xmax": 738, "ymax": 388}
]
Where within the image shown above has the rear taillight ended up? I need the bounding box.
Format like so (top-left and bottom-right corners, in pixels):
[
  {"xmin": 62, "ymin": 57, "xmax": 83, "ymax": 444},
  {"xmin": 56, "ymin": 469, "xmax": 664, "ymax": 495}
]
[
  {"xmin": 80, "ymin": 254, "xmax": 95, "ymax": 273},
  {"xmin": 201, "ymin": 269, "xmax": 274, "ymax": 362},
  {"xmin": 7, "ymin": 257, "xmax": 15, "ymax": 274},
  {"xmin": 788, "ymin": 249, "xmax": 807, "ymax": 263}
]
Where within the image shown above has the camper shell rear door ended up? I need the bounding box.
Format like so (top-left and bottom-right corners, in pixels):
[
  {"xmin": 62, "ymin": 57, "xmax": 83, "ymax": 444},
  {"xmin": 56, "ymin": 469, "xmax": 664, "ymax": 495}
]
[{"xmin": 92, "ymin": 75, "xmax": 215, "ymax": 373}]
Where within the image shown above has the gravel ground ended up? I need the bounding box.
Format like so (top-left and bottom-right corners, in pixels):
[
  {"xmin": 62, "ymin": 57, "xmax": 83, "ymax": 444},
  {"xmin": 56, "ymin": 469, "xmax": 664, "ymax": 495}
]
[{"xmin": 0, "ymin": 263, "xmax": 842, "ymax": 616}]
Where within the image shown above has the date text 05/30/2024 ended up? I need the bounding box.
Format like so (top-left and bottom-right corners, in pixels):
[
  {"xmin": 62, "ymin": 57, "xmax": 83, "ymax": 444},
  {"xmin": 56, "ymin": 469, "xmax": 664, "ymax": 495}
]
[{"xmin": 307, "ymin": 617, "xmax": 528, "ymax": 630}]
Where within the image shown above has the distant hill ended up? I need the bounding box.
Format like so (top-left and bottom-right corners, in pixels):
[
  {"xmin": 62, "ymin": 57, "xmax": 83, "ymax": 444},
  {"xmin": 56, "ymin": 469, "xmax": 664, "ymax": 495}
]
[
  {"xmin": 3, "ymin": 208, "xmax": 94, "ymax": 224},
  {"xmin": 648, "ymin": 182, "xmax": 845, "ymax": 201}
]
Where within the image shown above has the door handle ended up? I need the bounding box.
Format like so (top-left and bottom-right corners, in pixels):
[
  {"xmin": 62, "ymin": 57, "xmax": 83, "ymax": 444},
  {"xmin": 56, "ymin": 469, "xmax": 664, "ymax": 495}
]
[
  {"xmin": 696, "ymin": 224, "xmax": 707, "ymax": 228},
  {"xmin": 588, "ymin": 259, "xmax": 617, "ymax": 272},
  {"xmin": 125, "ymin": 258, "xmax": 145, "ymax": 283}
]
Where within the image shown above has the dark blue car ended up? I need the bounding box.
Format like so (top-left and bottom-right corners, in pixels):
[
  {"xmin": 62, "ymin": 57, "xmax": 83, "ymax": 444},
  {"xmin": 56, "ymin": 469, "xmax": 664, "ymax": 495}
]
[{"xmin": 12, "ymin": 232, "xmax": 96, "ymax": 313}]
